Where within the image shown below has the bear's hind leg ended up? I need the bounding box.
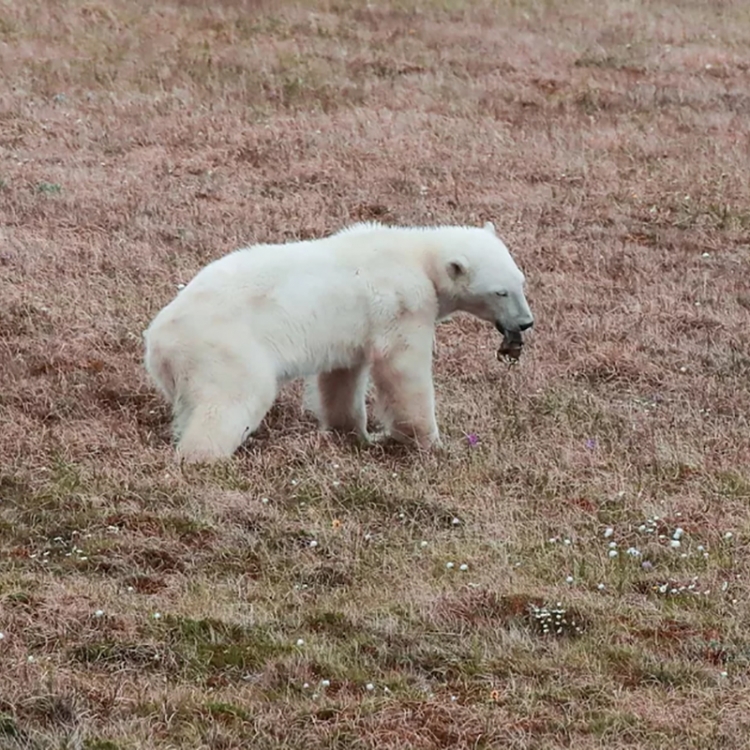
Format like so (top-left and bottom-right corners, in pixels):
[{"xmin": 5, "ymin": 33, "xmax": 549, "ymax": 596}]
[
  {"xmin": 371, "ymin": 331, "xmax": 441, "ymax": 450},
  {"xmin": 308, "ymin": 364, "xmax": 370, "ymax": 442},
  {"xmin": 176, "ymin": 366, "xmax": 278, "ymax": 464},
  {"xmin": 176, "ymin": 400, "xmax": 256, "ymax": 463}
]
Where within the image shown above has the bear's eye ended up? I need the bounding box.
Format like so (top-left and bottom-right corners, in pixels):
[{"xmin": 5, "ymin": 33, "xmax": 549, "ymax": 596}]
[{"xmin": 495, "ymin": 291, "xmax": 509, "ymax": 298}]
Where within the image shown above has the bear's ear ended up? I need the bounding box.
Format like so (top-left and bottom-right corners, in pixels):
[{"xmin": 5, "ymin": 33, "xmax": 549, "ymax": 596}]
[
  {"xmin": 447, "ymin": 257, "xmax": 468, "ymax": 280},
  {"xmin": 483, "ymin": 221, "xmax": 496, "ymax": 235}
]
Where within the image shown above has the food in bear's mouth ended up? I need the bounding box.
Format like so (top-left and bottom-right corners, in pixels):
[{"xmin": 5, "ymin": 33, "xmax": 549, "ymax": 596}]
[{"xmin": 497, "ymin": 334, "xmax": 524, "ymax": 363}]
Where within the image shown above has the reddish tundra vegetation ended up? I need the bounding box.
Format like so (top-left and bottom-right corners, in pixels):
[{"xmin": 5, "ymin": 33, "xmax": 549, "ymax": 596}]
[{"xmin": 1, "ymin": 0, "xmax": 749, "ymax": 748}]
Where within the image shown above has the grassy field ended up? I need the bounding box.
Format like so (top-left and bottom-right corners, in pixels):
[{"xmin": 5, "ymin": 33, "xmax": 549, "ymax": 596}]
[{"xmin": 1, "ymin": 0, "xmax": 750, "ymax": 747}]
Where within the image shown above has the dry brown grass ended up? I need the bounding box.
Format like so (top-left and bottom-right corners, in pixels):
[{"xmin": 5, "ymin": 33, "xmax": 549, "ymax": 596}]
[{"xmin": 2, "ymin": 0, "xmax": 750, "ymax": 747}]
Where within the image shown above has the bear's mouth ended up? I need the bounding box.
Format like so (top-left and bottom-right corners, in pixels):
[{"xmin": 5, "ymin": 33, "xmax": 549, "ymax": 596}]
[{"xmin": 496, "ymin": 326, "xmax": 524, "ymax": 363}]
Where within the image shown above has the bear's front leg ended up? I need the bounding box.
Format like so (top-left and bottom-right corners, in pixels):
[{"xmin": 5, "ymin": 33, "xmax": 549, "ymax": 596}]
[
  {"xmin": 371, "ymin": 329, "xmax": 441, "ymax": 450},
  {"xmin": 305, "ymin": 364, "xmax": 370, "ymax": 442}
]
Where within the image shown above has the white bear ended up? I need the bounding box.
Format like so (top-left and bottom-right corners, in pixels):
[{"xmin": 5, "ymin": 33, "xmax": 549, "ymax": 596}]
[{"xmin": 142, "ymin": 221, "xmax": 534, "ymax": 463}]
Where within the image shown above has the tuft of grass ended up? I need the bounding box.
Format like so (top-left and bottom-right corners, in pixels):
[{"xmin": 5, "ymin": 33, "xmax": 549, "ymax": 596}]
[
  {"xmin": 158, "ymin": 615, "xmax": 293, "ymax": 680},
  {"xmin": 84, "ymin": 741, "xmax": 123, "ymax": 750},
  {"xmin": 35, "ymin": 181, "xmax": 62, "ymax": 195}
]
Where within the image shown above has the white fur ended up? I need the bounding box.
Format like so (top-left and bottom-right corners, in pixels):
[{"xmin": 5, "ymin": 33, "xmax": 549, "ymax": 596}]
[{"xmin": 143, "ymin": 221, "xmax": 533, "ymax": 463}]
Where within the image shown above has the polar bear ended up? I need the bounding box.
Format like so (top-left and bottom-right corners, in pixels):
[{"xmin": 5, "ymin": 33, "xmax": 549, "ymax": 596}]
[{"xmin": 142, "ymin": 221, "xmax": 534, "ymax": 463}]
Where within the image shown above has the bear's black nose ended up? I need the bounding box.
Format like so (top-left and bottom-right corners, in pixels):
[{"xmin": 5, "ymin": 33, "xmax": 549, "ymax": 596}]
[{"xmin": 519, "ymin": 320, "xmax": 534, "ymax": 332}]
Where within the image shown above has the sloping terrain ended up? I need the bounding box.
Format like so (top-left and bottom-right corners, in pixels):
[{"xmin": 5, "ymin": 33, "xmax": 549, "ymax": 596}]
[{"xmin": 1, "ymin": 1, "xmax": 749, "ymax": 747}]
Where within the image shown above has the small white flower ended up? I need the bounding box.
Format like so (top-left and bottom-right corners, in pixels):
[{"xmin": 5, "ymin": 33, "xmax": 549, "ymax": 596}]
[
  {"xmin": 364, "ymin": 533, "xmax": 373, "ymax": 541},
  {"xmin": 366, "ymin": 683, "xmax": 375, "ymax": 691},
  {"xmin": 94, "ymin": 609, "xmax": 104, "ymax": 618},
  {"xmin": 321, "ymin": 679, "xmax": 330, "ymax": 687},
  {"xmin": 604, "ymin": 527, "xmax": 614, "ymax": 538},
  {"xmin": 398, "ymin": 513, "xmax": 405, "ymax": 520},
  {"xmin": 679, "ymin": 366, "xmax": 687, "ymax": 373},
  {"xmin": 127, "ymin": 586, "xmax": 134, "ymax": 592},
  {"xmin": 303, "ymin": 682, "xmax": 310, "ymax": 689},
  {"xmin": 724, "ymin": 532, "xmax": 734, "ymax": 540},
  {"xmin": 608, "ymin": 541, "xmax": 618, "ymax": 549},
  {"xmin": 722, "ymin": 581, "xmax": 729, "ymax": 592},
  {"xmin": 177, "ymin": 283, "xmax": 186, "ymax": 290},
  {"xmin": 290, "ymin": 479, "xmax": 298, "ymax": 486},
  {"xmin": 451, "ymin": 517, "xmax": 461, "ymax": 526},
  {"xmin": 548, "ymin": 538, "xmax": 557, "ymax": 544},
  {"xmin": 0, "ymin": 632, "xmax": 5, "ymax": 640},
  {"xmin": 446, "ymin": 562, "xmax": 455, "ymax": 569},
  {"xmin": 309, "ymin": 540, "xmax": 318, "ymax": 548},
  {"xmin": 597, "ymin": 583, "xmax": 606, "ymax": 590},
  {"xmin": 459, "ymin": 564, "xmax": 469, "ymax": 572},
  {"xmin": 563, "ymin": 538, "xmax": 571, "ymax": 546},
  {"xmin": 670, "ymin": 540, "xmax": 681, "ymax": 548},
  {"xmin": 27, "ymin": 655, "xmax": 35, "ymax": 663},
  {"xmin": 638, "ymin": 525, "xmax": 646, "ymax": 532},
  {"xmin": 261, "ymin": 497, "xmax": 269, "ymax": 504},
  {"xmin": 609, "ymin": 550, "xmax": 618, "ymax": 558},
  {"xmin": 673, "ymin": 528, "xmax": 684, "ymax": 540},
  {"xmin": 720, "ymin": 671, "xmax": 728, "ymax": 678},
  {"xmin": 420, "ymin": 540, "xmax": 428, "ymax": 548},
  {"xmin": 697, "ymin": 545, "xmax": 705, "ymax": 552},
  {"xmin": 702, "ymin": 252, "xmax": 710, "ymax": 258},
  {"xmin": 450, "ymin": 695, "xmax": 457, "ymax": 701},
  {"xmin": 626, "ymin": 547, "xmax": 641, "ymax": 557},
  {"xmin": 296, "ymin": 638, "xmax": 305, "ymax": 646},
  {"xmin": 659, "ymin": 584, "xmax": 668, "ymax": 594},
  {"xmin": 565, "ymin": 575, "xmax": 574, "ymax": 584}
]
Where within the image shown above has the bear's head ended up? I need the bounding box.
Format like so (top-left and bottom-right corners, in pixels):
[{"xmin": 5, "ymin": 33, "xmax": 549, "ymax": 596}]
[{"xmin": 444, "ymin": 222, "xmax": 534, "ymax": 353}]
